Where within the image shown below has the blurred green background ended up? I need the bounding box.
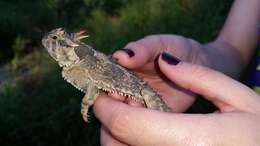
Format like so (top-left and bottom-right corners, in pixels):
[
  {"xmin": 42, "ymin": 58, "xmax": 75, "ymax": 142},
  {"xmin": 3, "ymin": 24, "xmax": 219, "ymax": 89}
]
[{"xmin": 0, "ymin": 0, "xmax": 232, "ymax": 145}]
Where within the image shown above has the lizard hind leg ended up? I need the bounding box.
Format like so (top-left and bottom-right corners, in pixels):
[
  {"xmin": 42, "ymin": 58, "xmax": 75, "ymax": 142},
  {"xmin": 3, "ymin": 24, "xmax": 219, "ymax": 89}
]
[
  {"xmin": 81, "ymin": 85, "xmax": 99, "ymax": 122},
  {"xmin": 141, "ymin": 86, "xmax": 172, "ymax": 112}
]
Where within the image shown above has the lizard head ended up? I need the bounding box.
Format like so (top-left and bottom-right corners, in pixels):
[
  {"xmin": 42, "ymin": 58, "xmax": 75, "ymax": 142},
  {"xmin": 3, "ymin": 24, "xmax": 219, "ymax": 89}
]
[{"xmin": 42, "ymin": 28, "xmax": 88, "ymax": 67}]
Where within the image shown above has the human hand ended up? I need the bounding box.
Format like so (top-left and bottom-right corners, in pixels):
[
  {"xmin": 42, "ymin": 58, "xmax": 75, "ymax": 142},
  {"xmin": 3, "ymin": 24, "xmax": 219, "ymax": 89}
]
[
  {"xmin": 94, "ymin": 53, "xmax": 260, "ymax": 146},
  {"xmin": 112, "ymin": 35, "xmax": 232, "ymax": 112},
  {"xmin": 112, "ymin": 35, "xmax": 213, "ymax": 112}
]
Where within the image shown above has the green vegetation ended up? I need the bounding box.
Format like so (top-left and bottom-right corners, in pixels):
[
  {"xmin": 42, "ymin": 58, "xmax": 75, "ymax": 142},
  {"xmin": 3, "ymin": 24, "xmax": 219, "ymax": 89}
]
[{"xmin": 0, "ymin": 0, "xmax": 232, "ymax": 145}]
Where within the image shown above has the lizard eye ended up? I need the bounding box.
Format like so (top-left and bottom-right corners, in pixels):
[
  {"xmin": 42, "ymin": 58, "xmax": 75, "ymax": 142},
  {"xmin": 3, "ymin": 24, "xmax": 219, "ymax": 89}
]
[{"xmin": 52, "ymin": 35, "xmax": 58, "ymax": 40}]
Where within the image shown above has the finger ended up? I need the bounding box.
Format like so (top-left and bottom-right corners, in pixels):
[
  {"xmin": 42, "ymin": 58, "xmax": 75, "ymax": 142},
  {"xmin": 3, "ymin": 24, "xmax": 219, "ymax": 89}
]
[
  {"xmin": 113, "ymin": 35, "xmax": 202, "ymax": 69},
  {"xmin": 101, "ymin": 126, "xmax": 129, "ymax": 146},
  {"xmin": 113, "ymin": 35, "xmax": 164, "ymax": 69},
  {"xmin": 112, "ymin": 34, "xmax": 200, "ymax": 74},
  {"xmin": 94, "ymin": 93, "xmax": 255, "ymax": 146},
  {"xmin": 94, "ymin": 94, "xmax": 179, "ymax": 146},
  {"xmin": 159, "ymin": 52, "xmax": 260, "ymax": 113}
]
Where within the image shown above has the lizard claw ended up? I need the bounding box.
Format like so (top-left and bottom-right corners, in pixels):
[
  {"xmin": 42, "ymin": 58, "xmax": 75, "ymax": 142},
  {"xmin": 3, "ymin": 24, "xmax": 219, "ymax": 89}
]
[{"xmin": 81, "ymin": 102, "xmax": 90, "ymax": 123}]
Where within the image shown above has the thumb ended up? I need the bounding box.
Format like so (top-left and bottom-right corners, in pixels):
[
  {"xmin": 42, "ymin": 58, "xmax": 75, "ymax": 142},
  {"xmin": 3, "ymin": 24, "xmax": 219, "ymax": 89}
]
[{"xmin": 159, "ymin": 52, "xmax": 260, "ymax": 113}]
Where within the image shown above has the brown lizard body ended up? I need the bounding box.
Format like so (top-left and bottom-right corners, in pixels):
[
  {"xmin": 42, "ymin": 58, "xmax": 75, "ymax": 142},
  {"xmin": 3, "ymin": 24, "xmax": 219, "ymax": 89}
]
[{"xmin": 42, "ymin": 28, "xmax": 171, "ymax": 122}]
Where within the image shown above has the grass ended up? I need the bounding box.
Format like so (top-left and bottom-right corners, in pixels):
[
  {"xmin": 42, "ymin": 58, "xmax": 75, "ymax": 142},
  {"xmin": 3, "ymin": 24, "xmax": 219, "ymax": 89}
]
[{"xmin": 0, "ymin": 51, "xmax": 100, "ymax": 146}]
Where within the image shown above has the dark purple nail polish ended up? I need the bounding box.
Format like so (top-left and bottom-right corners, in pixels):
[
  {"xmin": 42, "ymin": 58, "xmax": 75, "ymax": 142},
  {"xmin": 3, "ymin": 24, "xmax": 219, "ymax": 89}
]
[
  {"xmin": 108, "ymin": 55, "xmax": 119, "ymax": 63},
  {"xmin": 121, "ymin": 48, "xmax": 135, "ymax": 58},
  {"xmin": 161, "ymin": 52, "xmax": 180, "ymax": 65}
]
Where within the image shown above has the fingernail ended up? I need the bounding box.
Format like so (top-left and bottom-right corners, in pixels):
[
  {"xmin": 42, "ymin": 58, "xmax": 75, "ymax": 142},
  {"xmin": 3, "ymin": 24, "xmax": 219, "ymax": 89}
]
[
  {"xmin": 121, "ymin": 48, "xmax": 135, "ymax": 58},
  {"xmin": 161, "ymin": 52, "xmax": 180, "ymax": 65},
  {"xmin": 111, "ymin": 57, "xmax": 119, "ymax": 63},
  {"xmin": 108, "ymin": 55, "xmax": 119, "ymax": 62}
]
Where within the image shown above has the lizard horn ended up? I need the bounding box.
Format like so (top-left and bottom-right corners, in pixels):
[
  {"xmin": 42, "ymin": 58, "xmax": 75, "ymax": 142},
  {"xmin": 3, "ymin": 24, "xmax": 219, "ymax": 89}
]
[{"xmin": 74, "ymin": 30, "xmax": 89, "ymax": 41}]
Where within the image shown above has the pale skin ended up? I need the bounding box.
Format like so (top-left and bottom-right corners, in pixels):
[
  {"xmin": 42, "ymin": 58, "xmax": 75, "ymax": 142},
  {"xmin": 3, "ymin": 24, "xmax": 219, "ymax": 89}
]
[{"xmin": 93, "ymin": 0, "xmax": 260, "ymax": 145}]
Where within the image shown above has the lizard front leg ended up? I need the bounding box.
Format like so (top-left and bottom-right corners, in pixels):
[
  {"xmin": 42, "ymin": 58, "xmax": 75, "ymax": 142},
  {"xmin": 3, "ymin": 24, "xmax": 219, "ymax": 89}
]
[
  {"xmin": 62, "ymin": 66, "xmax": 99, "ymax": 122},
  {"xmin": 81, "ymin": 84, "xmax": 99, "ymax": 122}
]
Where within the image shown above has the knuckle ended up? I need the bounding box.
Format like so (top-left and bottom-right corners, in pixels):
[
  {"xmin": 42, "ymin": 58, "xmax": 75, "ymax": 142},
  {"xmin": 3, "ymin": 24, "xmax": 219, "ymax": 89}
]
[
  {"xmin": 125, "ymin": 41, "xmax": 137, "ymax": 47},
  {"xmin": 169, "ymin": 35, "xmax": 188, "ymax": 45},
  {"xmin": 125, "ymin": 41, "xmax": 145, "ymax": 51},
  {"xmin": 184, "ymin": 64, "xmax": 214, "ymax": 92},
  {"xmin": 198, "ymin": 53, "xmax": 214, "ymax": 68},
  {"xmin": 174, "ymin": 35, "xmax": 186, "ymax": 41},
  {"xmin": 188, "ymin": 64, "xmax": 211, "ymax": 79},
  {"xmin": 177, "ymin": 63, "xmax": 219, "ymax": 96},
  {"xmin": 101, "ymin": 137, "xmax": 117, "ymax": 146},
  {"xmin": 107, "ymin": 107, "xmax": 132, "ymax": 137},
  {"xmin": 101, "ymin": 137, "xmax": 112, "ymax": 146},
  {"xmin": 187, "ymin": 38, "xmax": 200, "ymax": 46},
  {"xmin": 143, "ymin": 35, "xmax": 158, "ymax": 40}
]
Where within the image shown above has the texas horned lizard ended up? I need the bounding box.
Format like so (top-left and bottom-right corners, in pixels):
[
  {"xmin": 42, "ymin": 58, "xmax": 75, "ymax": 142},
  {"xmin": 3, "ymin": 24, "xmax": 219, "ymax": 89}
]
[{"xmin": 42, "ymin": 28, "xmax": 171, "ymax": 122}]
